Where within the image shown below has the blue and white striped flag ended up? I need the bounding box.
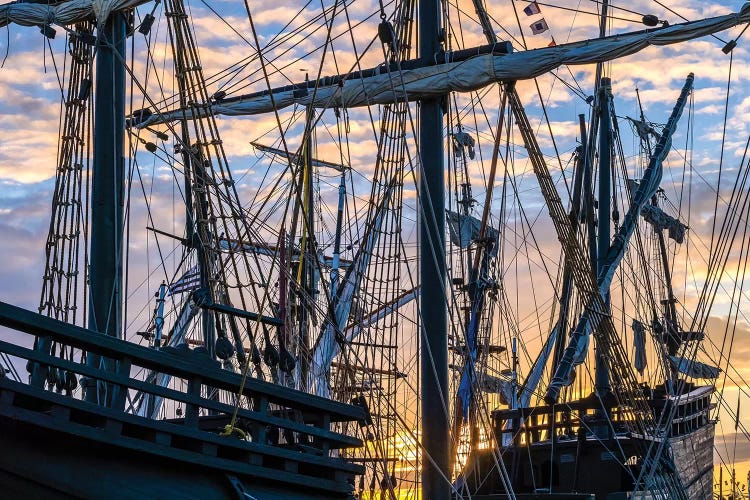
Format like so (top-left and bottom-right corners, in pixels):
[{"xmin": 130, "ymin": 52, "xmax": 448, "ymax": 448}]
[{"xmin": 168, "ymin": 265, "xmax": 201, "ymax": 295}]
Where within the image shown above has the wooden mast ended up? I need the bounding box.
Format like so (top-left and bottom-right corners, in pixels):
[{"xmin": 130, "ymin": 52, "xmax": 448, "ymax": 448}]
[
  {"xmin": 419, "ymin": 0, "xmax": 450, "ymax": 497},
  {"xmin": 84, "ymin": 12, "xmax": 127, "ymax": 407}
]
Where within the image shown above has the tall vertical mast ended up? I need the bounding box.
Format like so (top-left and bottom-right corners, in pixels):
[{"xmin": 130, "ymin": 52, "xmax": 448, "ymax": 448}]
[
  {"xmin": 299, "ymin": 105, "xmax": 315, "ymax": 391},
  {"xmin": 593, "ymin": 0, "xmax": 611, "ymax": 400},
  {"xmin": 593, "ymin": 0, "xmax": 609, "ymax": 89},
  {"xmin": 552, "ymin": 114, "xmax": 587, "ymax": 370},
  {"xmin": 195, "ymin": 151, "xmax": 215, "ymax": 359},
  {"xmin": 85, "ymin": 13, "xmax": 127, "ymax": 406},
  {"xmin": 419, "ymin": 0, "xmax": 450, "ymax": 496},
  {"xmin": 330, "ymin": 171, "xmax": 346, "ymax": 299},
  {"xmin": 584, "ymin": 0, "xmax": 609, "ymax": 271},
  {"xmin": 595, "ymin": 77, "xmax": 613, "ymax": 397}
]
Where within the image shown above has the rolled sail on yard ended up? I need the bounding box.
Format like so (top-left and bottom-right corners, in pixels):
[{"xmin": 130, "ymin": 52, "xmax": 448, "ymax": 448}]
[
  {"xmin": 133, "ymin": 3, "xmax": 750, "ymax": 125},
  {"xmin": 0, "ymin": 0, "xmax": 150, "ymax": 28}
]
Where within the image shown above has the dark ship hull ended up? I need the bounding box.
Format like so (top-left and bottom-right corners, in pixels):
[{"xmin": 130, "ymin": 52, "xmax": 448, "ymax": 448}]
[{"xmin": 461, "ymin": 385, "xmax": 714, "ymax": 499}]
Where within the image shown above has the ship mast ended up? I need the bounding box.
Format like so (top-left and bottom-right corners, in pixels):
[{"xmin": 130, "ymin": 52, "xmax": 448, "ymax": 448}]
[
  {"xmin": 300, "ymin": 104, "xmax": 315, "ymax": 392},
  {"xmin": 593, "ymin": 0, "xmax": 612, "ymax": 404},
  {"xmin": 84, "ymin": 13, "xmax": 127, "ymax": 407},
  {"xmin": 419, "ymin": 0, "xmax": 450, "ymax": 497},
  {"xmin": 595, "ymin": 76, "xmax": 613, "ymax": 400}
]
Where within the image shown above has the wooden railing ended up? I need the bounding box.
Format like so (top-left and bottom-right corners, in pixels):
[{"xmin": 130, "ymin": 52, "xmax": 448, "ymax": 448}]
[
  {"xmin": 0, "ymin": 300, "xmax": 364, "ymax": 494},
  {"xmin": 493, "ymin": 387, "xmax": 713, "ymax": 447}
]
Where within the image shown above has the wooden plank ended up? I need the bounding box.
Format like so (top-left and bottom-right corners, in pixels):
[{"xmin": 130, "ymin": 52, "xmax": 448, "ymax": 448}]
[
  {"xmin": 104, "ymin": 419, "xmax": 124, "ymax": 436},
  {"xmin": 50, "ymin": 404, "xmax": 71, "ymax": 421},
  {"xmin": 0, "ymin": 301, "xmax": 362, "ymax": 421},
  {"xmin": 154, "ymin": 431, "xmax": 172, "ymax": 446},
  {"xmin": 201, "ymin": 442, "xmax": 218, "ymax": 457}
]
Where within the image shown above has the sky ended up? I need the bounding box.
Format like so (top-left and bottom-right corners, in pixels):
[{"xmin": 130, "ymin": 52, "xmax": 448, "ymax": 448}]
[{"xmin": 1, "ymin": 0, "xmax": 750, "ymax": 495}]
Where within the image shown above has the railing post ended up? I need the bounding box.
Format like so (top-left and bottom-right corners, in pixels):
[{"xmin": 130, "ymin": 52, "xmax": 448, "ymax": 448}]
[
  {"xmin": 30, "ymin": 336, "xmax": 51, "ymax": 389},
  {"xmin": 185, "ymin": 376, "xmax": 202, "ymax": 427},
  {"xmin": 252, "ymin": 396, "xmax": 268, "ymax": 445},
  {"xmin": 319, "ymin": 413, "xmax": 331, "ymax": 454},
  {"xmin": 111, "ymin": 356, "xmax": 131, "ymax": 411}
]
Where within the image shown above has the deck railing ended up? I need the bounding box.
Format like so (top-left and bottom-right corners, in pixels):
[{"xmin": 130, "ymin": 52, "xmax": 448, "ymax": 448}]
[
  {"xmin": 492, "ymin": 388, "xmax": 713, "ymax": 447},
  {"xmin": 0, "ymin": 300, "xmax": 364, "ymax": 493}
]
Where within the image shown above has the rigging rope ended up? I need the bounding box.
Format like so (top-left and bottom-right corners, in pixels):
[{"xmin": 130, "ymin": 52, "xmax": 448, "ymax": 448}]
[{"xmin": 34, "ymin": 22, "xmax": 96, "ymax": 394}]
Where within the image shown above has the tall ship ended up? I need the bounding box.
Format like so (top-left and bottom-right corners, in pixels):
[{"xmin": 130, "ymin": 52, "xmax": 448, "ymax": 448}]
[{"xmin": 0, "ymin": 0, "xmax": 749, "ymax": 498}]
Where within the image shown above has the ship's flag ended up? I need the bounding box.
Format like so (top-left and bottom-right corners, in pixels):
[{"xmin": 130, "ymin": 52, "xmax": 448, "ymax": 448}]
[
  {"xmin": 548, "ymin": 37, "xmax": 557, "ymax": 47},
  {"xmin": 530, "ymin": 18, "xmax": 549, "ymax": 35},
  {"xmin": 523, "ymin": 2, "xmax": 541, "ymax": 16},
  {"xmin": 169, "ymin": 265, "xmax": 201, "ymax": 295}
]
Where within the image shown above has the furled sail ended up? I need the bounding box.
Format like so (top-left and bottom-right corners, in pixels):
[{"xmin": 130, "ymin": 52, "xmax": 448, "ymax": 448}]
[
  {"xmin": 546, "ymin": 74, "xmax": 694, "ymax": 401},
  {"xmin": 477, "ymin": 371, "xmax": 514, "ymax": 405},
  {"xmin": 137, "ymin": 4, "xmax": 750, "ymax": 125},
  {"xmin": 641, "ymin": 204, "xmax": 688, "ymax": 243},
  {"xmin": 446, "ymin": 210, "xmax": 499, "ymax": 256},
  {"xmin": 219, "ymin": 237, "xmax": 351, "ymax": 268},
  {"xmin": 518, "ymin": 322, "xmax": 559, "ymax": 407},
  {"xmin": 633, "ymin": 319, "xmax": 648, "ymax": 374},
  {"xmin": 0, "ymin": 0, "xmax": 149, "ymax": 28},
  {"xmin": 342, "ymin": 287, "xmax": 419, "ymax": 340},
  {"xmin": 669, "ymin": 356, "xmax": 720, "ymax": 379}
]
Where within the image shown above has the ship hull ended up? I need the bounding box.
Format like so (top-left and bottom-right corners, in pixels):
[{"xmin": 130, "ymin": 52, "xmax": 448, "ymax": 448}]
[
  {"xmin": 0, "ymin": 430, "xmax": 342, "ymax": 500},
  {"xmin": 461, "ymin": 387, "xmax": 715, "ymax": 499},
  {"xmin": 461, "ymin": 423, "xmax": 713, "ymax": 499},
  {"xmin": 0, "ymin": 381, "xmax": 355, "ymax": 500}
]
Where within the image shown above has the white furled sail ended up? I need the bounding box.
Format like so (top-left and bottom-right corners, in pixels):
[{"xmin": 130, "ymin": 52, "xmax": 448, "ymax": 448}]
[
  {"xmin": 446, "ymin": 210, "xmax": 499, "ymax": 257},
  {"xmin": 477, "ymin": 371, "xmax": 514, "ymax": 405},
  {"xmin": 641, "ymin": 204, "xmax": 688, "ymax": 243},
  {"xmin": 0, "ymin": 0, "xmax": 149, "ymax": 28},
  {"xmin": 137, "ymin": 4, "xmax": 750, "ymax": 125},
  {"xmin": 518, "ymin": 322, "xmax": 559, "ymax": 407}
]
